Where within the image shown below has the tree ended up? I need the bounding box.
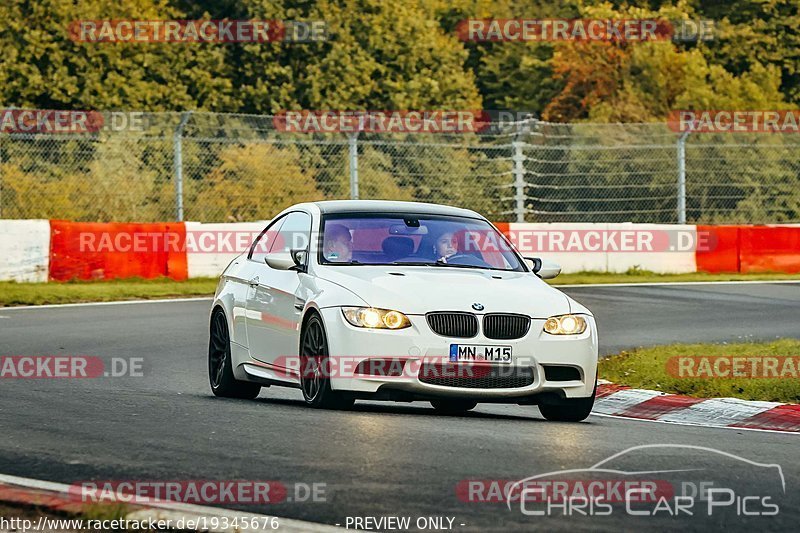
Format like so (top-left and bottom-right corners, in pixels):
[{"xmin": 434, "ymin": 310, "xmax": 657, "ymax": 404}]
[
  {"xmin": 542, "ymin": 2, "xmax": 786, "ymax": 122},
  {"xmin": 192, "ymin": 143, "xmax": 320, "ymax": 221},
  {"xmin": 0, "ymin": 0, "xmax": 235, "ymax": 111},
  {"xmin": 695, "ymin": 0, "xmax": 800, "ymax": 106},
  {"xmin": 292, "ymin": 0, "xmax": 482, "ymax": 111},
  {"xmin": 428, "ymin": 0, "xmax": 577, "ymax": 116},
  {"xmin": 0, "ymin": 134, "xmax": 171, "ymax": 221}
]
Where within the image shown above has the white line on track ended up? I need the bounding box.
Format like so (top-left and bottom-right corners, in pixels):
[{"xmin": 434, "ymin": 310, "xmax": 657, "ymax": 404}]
[
  {"xmin": 0, "ymin": 473, "xmax": 342, "ymax": 532},
  {"xmin": 0, "ymin": 297, "xmax": 213, "ymax": 311},
  {"xmin": 3, "ymin": 279, "xmax": 798, "ymax": 311}
]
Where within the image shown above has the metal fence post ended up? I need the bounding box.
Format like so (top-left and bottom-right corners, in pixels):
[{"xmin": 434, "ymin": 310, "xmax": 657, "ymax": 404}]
[
  {"xmin": 512, "ymin": 126, "xmax": 527, "ymax": 223},
  {"xmin": 173, "ymin": 111, "xmax": 193, "ymax": 221},
  {"xmin": 0, "ymin": 133, "xmax": 4, "ymax": 218},
  {"xmin": 0, "ymin": 108, "xmax": 12, "ymax": 219},
  {"xmin": 677, "ymin": 131, "xmax": 689, "ymax": 224},
  {"xmin": 348, "ymin": 131, "xmax": 359, "ymax": 200}
]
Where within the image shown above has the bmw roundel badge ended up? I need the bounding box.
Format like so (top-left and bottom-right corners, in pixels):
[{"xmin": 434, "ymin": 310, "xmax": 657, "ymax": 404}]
[{"xmin": 472, "ymin": 303, "xmax": 484, "ymax": 311}]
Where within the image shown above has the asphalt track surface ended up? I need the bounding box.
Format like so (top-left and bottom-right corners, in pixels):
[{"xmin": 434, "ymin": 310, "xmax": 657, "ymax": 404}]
[{"xmin": 1, "ymin": 282, "xmax": 799, "ymax": 531}]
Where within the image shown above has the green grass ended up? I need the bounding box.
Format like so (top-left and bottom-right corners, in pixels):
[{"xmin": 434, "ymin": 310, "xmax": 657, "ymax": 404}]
[
  {"xmin": 549, "ymin": 268, "xmax": 800, "ymax": 285},
  {"xmin": 79, "ymin": 502, "xmax": 131, "ymax": 522},
  {"xmin": 0, "ymin": 277, "xmax": 218, "ymax": 306},
  {"xmin": 599, "ymin": 339, "xmax": 800, "ymax": 403}
]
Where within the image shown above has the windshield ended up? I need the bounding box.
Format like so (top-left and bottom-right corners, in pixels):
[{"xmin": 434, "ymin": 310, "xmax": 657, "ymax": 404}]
[{"xmin": 319, "ymin": 213, "xmax": 525, "ymax": 271}]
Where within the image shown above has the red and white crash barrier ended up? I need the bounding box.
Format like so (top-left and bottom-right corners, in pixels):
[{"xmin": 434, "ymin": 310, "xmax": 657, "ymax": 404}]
[
  {"xmin": 595, "ymin": 383, "xmax": 800, "ymax": 433},
  {"xmin": 0, "ymin": 220, "xmax": 799, "ymax": 281},
  {"xmin": 498, "ymin": 223, "xmax": 700, "ymax": 274},
  {"xmin": 0, "ymin": 220, "xmax": 51, "ymax": 282},
  {"xmin": 183, "ymin": 221, "xmax": 268, "ymax": 278}
]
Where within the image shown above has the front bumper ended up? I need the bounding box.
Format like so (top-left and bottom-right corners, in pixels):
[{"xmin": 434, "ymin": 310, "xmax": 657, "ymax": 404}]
[{"xmin": 320, "ymin": 307, "xmax": 598, "ymax": 401}]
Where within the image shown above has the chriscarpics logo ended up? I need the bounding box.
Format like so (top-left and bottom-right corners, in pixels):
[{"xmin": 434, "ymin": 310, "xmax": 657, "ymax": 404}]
[{"xmin": 501, "ymin": 445, "xmax": 785, "ymax": 519}]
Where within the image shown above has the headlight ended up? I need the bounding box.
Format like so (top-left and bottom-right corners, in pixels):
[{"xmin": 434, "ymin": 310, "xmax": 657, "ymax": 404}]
[
  {"xmin": 342, "ymin": 307, "xmax": 411, "ymax": 329},
  {"xmin": 543, "ymin": 314, "xmax": 587, "ymax": 335}
]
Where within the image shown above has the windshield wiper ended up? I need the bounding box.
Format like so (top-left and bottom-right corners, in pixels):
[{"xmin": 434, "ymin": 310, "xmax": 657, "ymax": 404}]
[
  {"xmin": 390, "ymin": 260, "xmax": 447, "ymax": 267},
  {"xmin": 391, "ymin": 259, "xmax": 492, "ymax": 269},
  {"xmin": 392, "ymin": 259, "xmax": 507, "ymax": 271}
]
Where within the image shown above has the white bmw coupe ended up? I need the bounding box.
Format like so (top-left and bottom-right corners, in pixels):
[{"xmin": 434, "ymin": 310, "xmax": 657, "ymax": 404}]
[{"xmin": 209, "ymin": 200, "xmax": 598, "ymax": 421}]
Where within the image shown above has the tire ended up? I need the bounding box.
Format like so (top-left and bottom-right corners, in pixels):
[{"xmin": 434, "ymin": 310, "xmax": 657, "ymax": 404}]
[
  {"xmin": 209, "ymin": 309, "xmax": 261, "ymax": 399},
  {"xmin": 299, "ymin": 314, "xmax": 355, "ymax": 410},
  {"xmin": 430, "ymin": 399, "xmax": 478, "ymax": 415},
  {"xmin": 538, "ymin": 386, "xmax": 595, "ymax": 422}
]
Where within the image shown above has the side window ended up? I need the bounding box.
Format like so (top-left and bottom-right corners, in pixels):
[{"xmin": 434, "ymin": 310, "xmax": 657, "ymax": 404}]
[
  {"xmin": 249, "ymin": 216, "xmax": 286, "ymax": 263},
  {"xmin": 272, "ymin": 212, "xmax": 312, "ymax": 256}
]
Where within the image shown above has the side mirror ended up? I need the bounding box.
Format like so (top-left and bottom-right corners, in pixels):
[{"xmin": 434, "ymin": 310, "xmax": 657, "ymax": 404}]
[
  {"xmin": 266, "ymin": 249, "xmax": 307, "ymax": 271},
  {"xmin": 266, "ymin": 252, "xmax": 297, "ymax": 271},
  {"xmin": 525, "ymin": 257, "xmax": 561, "ymax": 280}
]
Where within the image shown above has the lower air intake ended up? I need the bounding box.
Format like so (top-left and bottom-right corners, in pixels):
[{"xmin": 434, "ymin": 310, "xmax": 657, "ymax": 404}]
[{"xmin": 419, "ymin": 363, "xmax": 534, "ymax": 389}]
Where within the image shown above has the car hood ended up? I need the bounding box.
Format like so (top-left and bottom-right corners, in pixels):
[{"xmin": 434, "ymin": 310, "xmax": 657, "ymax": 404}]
[{"xmin": 314, "ymin": 266, "xmax": 573, "ymax": 317}]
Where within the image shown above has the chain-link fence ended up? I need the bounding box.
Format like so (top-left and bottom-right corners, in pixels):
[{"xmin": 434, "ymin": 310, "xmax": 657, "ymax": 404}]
[
  {"xmin": 528, "ymin": 121, "xmax": 800, "ymax": 223},
  {"xmin": 1, "ymin": 112, "xmax": 798, "ymax": 223}
]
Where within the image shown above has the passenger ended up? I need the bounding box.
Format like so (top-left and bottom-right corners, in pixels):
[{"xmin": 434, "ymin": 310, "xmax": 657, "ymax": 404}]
[
  {"xmin": 434, "ymin": 231, "xmax": 458, "ymax": 262},
  {"xmin": 323, "ymin": 224, "xmax": 353, "ymax": 262}
]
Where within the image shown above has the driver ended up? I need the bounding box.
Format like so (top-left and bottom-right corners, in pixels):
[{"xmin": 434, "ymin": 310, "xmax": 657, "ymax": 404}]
[
  {"xmin": 323, "ymin": 223, "xmax": 353, "ymax": 262},
  {"xmin": 434, "ymin": 231, "xmax": 458, "ymax": 262}
]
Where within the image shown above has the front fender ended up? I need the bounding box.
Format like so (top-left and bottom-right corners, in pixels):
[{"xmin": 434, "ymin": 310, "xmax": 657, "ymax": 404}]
[{"xmin": 301, "ymin": 276, "xmax": 369, "ymax": 314}]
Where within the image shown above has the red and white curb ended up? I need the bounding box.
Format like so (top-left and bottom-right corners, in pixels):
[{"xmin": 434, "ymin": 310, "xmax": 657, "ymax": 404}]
[
  {"xmin": 0, "ymin": 474, "xmax": 342, "ymax": 533},
  {"xmin": 594, "ymin": 382, "xmax": 800, "ymax": 433}
]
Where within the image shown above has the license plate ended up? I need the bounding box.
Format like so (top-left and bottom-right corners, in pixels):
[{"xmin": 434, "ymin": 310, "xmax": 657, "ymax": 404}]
[{"xmin": 450, "ymin": 344, "xmax": 512, "ymax": 364}]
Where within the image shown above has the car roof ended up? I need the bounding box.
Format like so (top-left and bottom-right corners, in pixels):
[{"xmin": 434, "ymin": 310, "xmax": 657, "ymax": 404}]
[{"xmin": 313, "ymin": 200, "xmax": 483, "ymax": 218}]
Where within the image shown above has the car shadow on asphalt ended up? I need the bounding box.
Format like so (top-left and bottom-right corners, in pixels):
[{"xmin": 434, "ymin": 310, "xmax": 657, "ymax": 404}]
[
  {"xmin": 249, "ymin": 394, "xmax": 560, "ymax": 423},
  {"xmin": 191, "ymin": 392, "xmax": 596, "ymax": 424}
]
